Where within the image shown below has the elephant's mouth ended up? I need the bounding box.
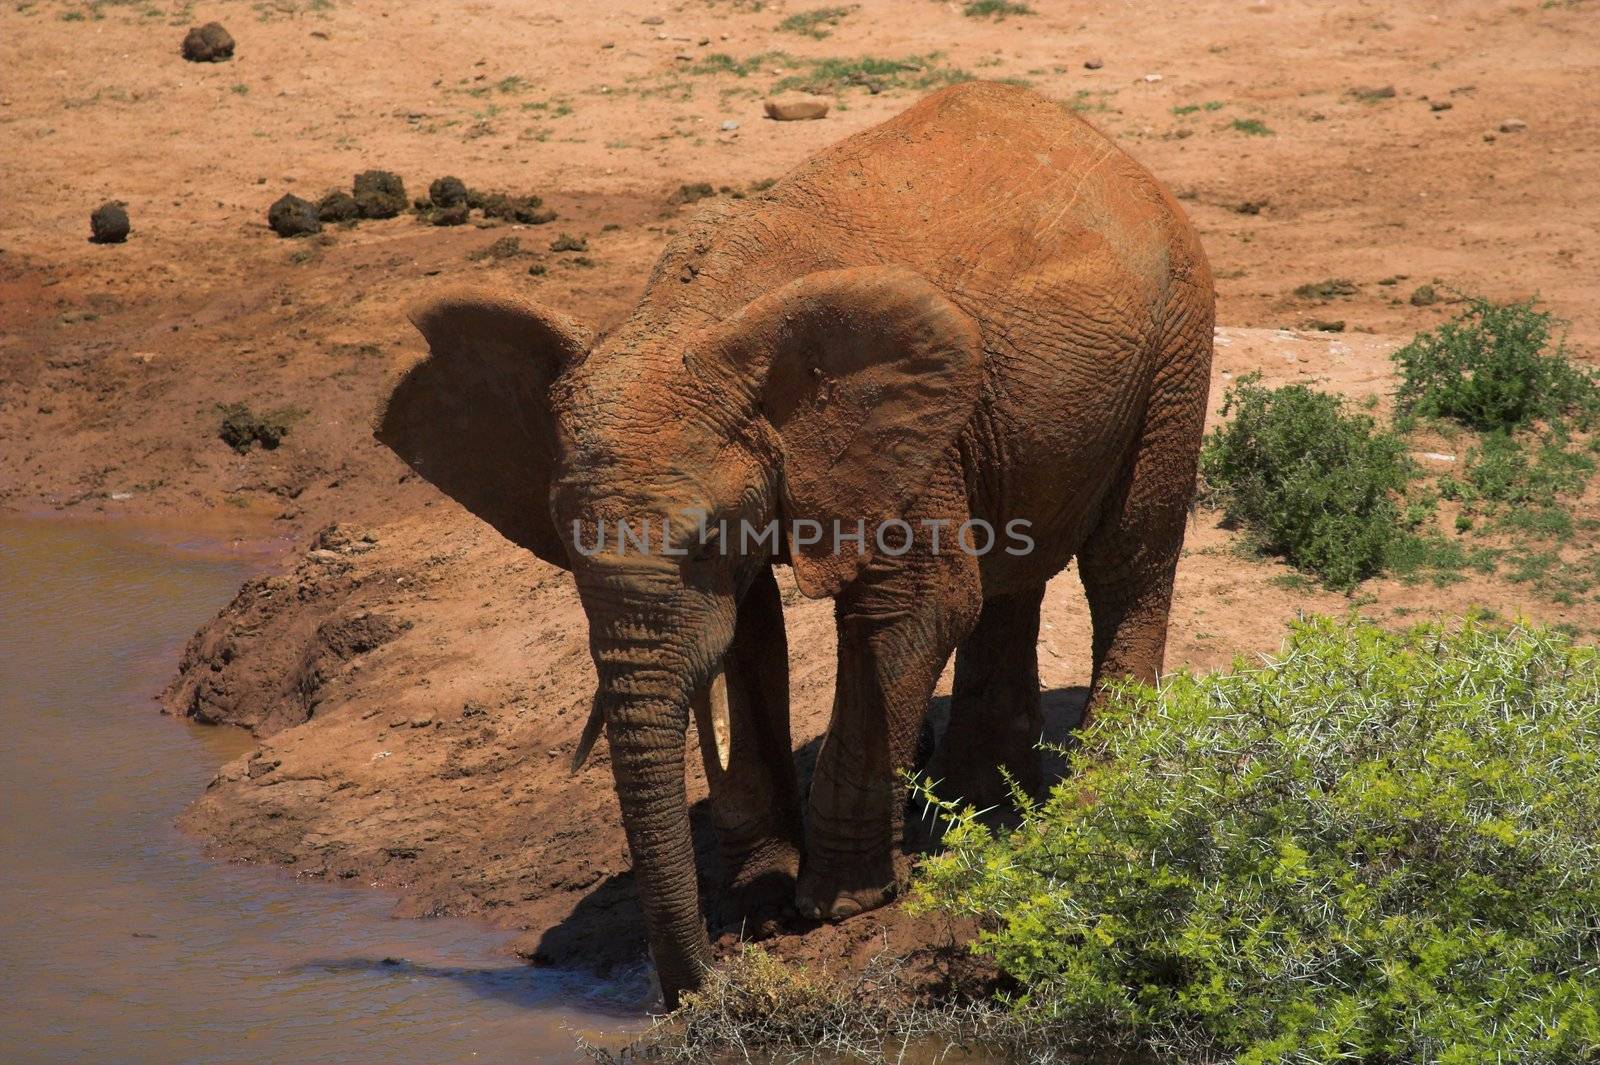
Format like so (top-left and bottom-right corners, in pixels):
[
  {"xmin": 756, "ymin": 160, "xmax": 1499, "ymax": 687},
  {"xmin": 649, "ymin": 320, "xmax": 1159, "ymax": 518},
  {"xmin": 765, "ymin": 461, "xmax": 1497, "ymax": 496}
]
[{"xmin": 568, "ymin": 659, "xmax": 731, "ymax": 774}]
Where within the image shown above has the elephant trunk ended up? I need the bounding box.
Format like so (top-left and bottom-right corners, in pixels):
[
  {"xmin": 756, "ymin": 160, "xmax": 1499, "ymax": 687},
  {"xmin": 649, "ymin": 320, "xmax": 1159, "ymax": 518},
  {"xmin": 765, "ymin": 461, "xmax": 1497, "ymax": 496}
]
[{"xmin": 591, "ymin": 629, "xmax": 715, "ymax": 1008}]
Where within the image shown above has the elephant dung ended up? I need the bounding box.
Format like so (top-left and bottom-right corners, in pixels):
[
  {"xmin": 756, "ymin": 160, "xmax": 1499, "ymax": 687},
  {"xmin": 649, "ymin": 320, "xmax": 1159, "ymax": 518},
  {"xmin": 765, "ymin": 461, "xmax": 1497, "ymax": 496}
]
[
  {"xmin": 353, "ymin": 170, "xmax": 407, "ymax": 220},
  {"xmin": 181, "ymin": 22, "xmax": 235, "ymax": 62},
  {"xmin": 764, "ymin": 93, "xmax": 830, "ymax": 121},
  {"xmin": 268, "ymin": 194, "xmax": 321, "ymax": 238},
  {"xmin": 89, "ymin": 201, "xmax": 129, "ymax": 244},
  {"xmin": 317, "ymin": 190, "xmax": 360, "ymax": 223}
]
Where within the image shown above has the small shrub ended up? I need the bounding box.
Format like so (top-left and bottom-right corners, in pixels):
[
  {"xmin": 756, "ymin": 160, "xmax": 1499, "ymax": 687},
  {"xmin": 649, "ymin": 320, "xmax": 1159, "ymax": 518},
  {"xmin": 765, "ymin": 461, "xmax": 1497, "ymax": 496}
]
[
  {"xmin": 1392, "ymin": 296, "xmax": 1598, "ymax": 432},
  {"xmin": 1230, "ymin": 117, "xmax": 1273, "ymax": 135},
  {"xmin": 218, "ymin": 403, "xmax": 300, "ymax": 453},
  {"xmin": 963, "ymin": 0, "xmax": 1034, "ymax": 17},
  {"xmin": 1200, "ymin": 375, "xmax": 1412, "ymax": 589},
  {"xmin": 776, "ymin": 5, "xmax": 855, "ymax": 37},
  {"xmin": 915, "ymin": 616, "xmax": 1600, "ymax": 1065},
  {"xmin": 1293, "ymin": 277, "xmax": 1358, "ymax": 300}
]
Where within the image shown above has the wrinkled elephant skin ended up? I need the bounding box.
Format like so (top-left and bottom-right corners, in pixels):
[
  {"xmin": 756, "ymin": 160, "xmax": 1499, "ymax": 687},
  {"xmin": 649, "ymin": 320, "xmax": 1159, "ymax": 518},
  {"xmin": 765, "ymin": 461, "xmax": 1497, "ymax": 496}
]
[{"xmin": 375, "ymin": 82, "xmax": 1213, "ymax": 1006}]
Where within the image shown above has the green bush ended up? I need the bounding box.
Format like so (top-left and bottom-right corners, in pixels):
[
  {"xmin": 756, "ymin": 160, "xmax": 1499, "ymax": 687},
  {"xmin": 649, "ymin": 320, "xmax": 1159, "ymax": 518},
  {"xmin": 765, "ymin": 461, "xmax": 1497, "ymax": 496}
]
[
  {"xmin": 1392, "ymin": 296, "xmax": 1597, "ymax": 432},
  {"xmin": 1200, "ymin": 376, "xmax": 1412, "ymax": 589},
  {"xmin": 914, "ymin": 616, "xmax": 1600, "ymax": 1065}
]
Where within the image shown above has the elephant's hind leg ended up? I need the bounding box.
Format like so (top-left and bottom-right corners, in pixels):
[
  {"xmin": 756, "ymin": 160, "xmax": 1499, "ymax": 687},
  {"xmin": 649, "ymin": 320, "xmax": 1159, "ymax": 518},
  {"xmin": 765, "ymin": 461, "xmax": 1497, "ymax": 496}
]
[
  {"xmin": 927, "ymin": 585, "xmax": 1047, "ymax": 810},
  {"xmin": 695, "ymin": 564, "xmax": 804, "ymax": 938},
  {"xmin": 1078, "ymin": 318, "xmax": 1211, "ymax": 718}
]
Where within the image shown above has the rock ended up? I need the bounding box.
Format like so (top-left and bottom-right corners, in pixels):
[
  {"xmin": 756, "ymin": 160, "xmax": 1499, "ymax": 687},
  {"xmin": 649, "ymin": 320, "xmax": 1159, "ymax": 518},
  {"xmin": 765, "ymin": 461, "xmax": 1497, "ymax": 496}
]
[
  {"xmin": 1307, "ymin": 319, "xmax": 1346, "ymax": 333},
  {"xmin": 316, "ymin": 190, "xmax": 359, "ymax": 222},
  {"xmin": 267, "ymin": 193, "xmax": 321, "ymax": 237},
  {"xmin": 352, "ymin": 170, "xmax": 406, "ymax": 219},
  {"xmin": 428, "ymin": 175, "xmax": 469, "ymax": 208},
  {"xmin": 1083, "ymin": 57, "xmax": 1103, "ymax": 70},
  {"xmin": 308, "ymin": 549, "xmax": 343, "ymax": 563},
  {"xmin": 641, "ymin": 14, "xmax": 664, "ymax": 24},
  {"xmin": 1410, "ymin": 284, "xmax": 1438, "ymax": 307},
  {"xmin": 721, "ymin": 120, "xmax": 739, "ymax": 131},
  {"xmin": 181, "ymin": 22, "xmax": 235, "ymax": 63},
  {"xmin": 409, "ymin": 715, "xmax": 434, "ymax": 729},
  {"xmin": 1499, "ymin": 118, "xmax": 1527, "ymax": 133},
  {"xmin": 1142, "ymin": 73, "xmax": 1163, "ymax": 83},
  {"xmin": 89, "ymin": 201, "xmax": 129, "ymax": 244},
  {"xmin": 763, "ymin": 93, "xmax": 830, "ymax": 121},
  {"xmin": 1429, "ymin": 99, "xmax": 1453, "ymax": 112}
]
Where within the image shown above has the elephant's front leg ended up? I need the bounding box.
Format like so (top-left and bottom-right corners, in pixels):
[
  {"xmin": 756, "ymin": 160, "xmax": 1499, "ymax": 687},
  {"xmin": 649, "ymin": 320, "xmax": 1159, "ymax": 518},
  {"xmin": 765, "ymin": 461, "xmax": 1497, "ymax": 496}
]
[
  {"xmin": 797, "ymin": 551, "xmax": 981, "ymax": 921},
  {"xmin": 693, "ymin": 564, "xmax": 804, "ymax": 937}
]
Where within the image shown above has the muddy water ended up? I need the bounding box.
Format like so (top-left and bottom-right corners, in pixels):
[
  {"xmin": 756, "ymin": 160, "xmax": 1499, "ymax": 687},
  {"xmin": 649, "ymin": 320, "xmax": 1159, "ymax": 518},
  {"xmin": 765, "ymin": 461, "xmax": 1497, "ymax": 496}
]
[{"xmin": 0, "ymin": 519, "xmax": 642, "ymax": 1064}]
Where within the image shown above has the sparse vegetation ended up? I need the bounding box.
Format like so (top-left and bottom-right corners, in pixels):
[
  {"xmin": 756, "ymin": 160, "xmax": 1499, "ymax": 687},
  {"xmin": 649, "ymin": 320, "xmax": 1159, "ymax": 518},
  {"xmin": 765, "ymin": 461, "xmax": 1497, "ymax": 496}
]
[
  {"xmin": 776, "ymin": 5, "xmax": 854, "ymax": 38},
  {"xmin": 690, "ymin": 50, "xmax": 972, "ymax": 95},
  {"xmin": 915, "ymin": 615, "xmax": 1600, "ymax": 1065},
  {"xmin": 217, "ymin": 403, "xmax": 300, "ymax": 453},
  {"xmin": 962, "ymin": 0, "xmax": 1033, "ymax": 17},
  {"xmin": 1293, "ymin": 277, "xmax": 1359, "ymax": 300},
  {"xmin": 1229, "ymin": 117, "xmax": 1273, "ymax": 135}
]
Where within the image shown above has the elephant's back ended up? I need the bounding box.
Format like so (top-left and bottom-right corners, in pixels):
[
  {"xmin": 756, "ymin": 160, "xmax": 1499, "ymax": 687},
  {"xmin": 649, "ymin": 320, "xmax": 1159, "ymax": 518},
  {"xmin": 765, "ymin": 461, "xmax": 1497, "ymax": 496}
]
[{"xmin": 763, "ymin": 81, "xmax": 1202, "ymax": 298}]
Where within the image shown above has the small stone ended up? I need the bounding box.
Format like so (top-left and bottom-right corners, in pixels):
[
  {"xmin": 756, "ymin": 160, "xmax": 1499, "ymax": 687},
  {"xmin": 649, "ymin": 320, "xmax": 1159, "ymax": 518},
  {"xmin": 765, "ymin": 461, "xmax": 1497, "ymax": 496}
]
[
  {"xmin": 316, "ymin": 190, "xmax": 359, "ymax": 222},
  {"xmin": 352, "ymin": 170, "xmax": 407, "ymax": 220},
  {"xmin": 308, "ymin": 548, "xmax": 343, "ymax": 563},
  {"xmin": 89, "ymin": 201, "xmax": 129, "ymax": 244},
  {"xmin": 1142, "ymin": 73, "xmax": 1163, "ymax": 83},
  {"xmin": 409, "ymin": 715, "xmax": 434, "ymax": 729},
  {"xmin": 428, "ymin": 175, "xmax": 470, "ymax": 208},
  {"xmin": 268, "ymin": 193, "xmax": 321, "ymax": 237},
  {"xmin": 1083, "ymin": 57, "xmax": 1103, "ymax": 69},
  {"xmin": 721, "ymin": 119, "xmax": 739, "ymax": 131},
  {"xmin": 641, "ymin": 14, "xmax": 664, "ymax": 24},
  {"xmin": 181, "ymin": 22, "xmax": 235, "ymax": 63},
  {"xmin": 1499, "ymin": 118, "xmax": 1527, "ymax": 133},
  {"xmin": 1429, "ymin": 99, "xmax": 1452, "ymax": 112},
  {"xmin": 1307, "ymin": 319, "xmax": 1346, "ymax": 333},
  {"xmin": 763, "ymin": 93, "xmax": 830, "ymax": 121}
]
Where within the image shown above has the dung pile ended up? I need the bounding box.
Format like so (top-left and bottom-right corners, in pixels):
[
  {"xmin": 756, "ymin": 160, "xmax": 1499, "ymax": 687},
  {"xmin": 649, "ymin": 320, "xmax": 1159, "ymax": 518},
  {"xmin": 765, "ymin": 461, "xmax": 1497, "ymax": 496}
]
[
  {"xmin": 89, "ymin": 201, "xmax": 130, "ymax": 244},
  {"xmin": 265, "ymin": 172, "xmax": 557, "ymax": 237},
  {"xmin": 181, "ymin": 22, "xmax": 235, "ymax": 63}
]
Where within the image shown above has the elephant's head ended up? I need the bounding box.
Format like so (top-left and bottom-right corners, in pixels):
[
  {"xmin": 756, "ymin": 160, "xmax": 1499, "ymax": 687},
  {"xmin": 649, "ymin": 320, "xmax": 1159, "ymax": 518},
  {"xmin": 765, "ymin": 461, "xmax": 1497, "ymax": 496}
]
[{"xmin": 375, "ymin": 266, "xmax": 983, "ymax": 1006}]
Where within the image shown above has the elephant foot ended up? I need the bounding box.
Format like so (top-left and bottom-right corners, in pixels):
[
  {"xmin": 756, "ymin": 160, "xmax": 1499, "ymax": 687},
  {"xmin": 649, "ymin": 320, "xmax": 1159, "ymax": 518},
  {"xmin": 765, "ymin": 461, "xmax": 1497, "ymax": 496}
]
[
  {"xmin": 794, "ymin": 856, "xmax": 900, "ymax": 921},
  {"xmin": 717, "ymin": 842, "xmax": 801, "ymax": 939},
  {"xmin": 930, "ymin": 747, "xmax": 1043, "ymax": 813}
]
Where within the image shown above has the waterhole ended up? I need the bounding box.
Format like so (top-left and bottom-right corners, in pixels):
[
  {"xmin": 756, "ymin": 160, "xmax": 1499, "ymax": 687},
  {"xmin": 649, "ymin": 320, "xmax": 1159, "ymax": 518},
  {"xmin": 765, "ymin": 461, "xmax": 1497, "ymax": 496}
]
[{"xmin": 0, "ymin": 518, "xmax": 643, "ymax": 1063}]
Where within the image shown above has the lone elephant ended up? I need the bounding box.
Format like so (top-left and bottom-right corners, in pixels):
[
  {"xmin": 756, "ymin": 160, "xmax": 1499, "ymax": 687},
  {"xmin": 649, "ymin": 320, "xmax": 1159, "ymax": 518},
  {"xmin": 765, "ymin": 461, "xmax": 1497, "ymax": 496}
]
[{"xmin": 376, "ymin": 82, "xmax": 1212, "ymax": 1006}]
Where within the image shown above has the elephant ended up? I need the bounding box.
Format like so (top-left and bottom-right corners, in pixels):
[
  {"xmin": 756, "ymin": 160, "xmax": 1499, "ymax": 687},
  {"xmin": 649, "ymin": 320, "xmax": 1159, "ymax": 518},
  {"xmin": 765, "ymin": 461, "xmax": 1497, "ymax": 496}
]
[{"xmin": 376, "ymin": 81, "xmax": 1213, "ymax": 1007}]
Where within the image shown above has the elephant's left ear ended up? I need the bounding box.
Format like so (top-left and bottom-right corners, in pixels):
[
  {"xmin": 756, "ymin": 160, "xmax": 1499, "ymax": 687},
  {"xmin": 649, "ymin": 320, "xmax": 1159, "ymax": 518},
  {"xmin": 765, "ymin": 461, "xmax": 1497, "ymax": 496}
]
[
  {"xmin": 691, "ymin": 267, "xmax": 985, "ymax": 597},
  {"xmin": 377, "ymin": 288, "xmax": 592, "ymax": 568}
]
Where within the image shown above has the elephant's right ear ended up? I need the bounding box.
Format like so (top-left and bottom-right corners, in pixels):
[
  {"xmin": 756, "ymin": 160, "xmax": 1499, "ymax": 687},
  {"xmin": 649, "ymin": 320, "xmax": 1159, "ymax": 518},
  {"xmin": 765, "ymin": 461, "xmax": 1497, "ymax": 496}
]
[{"xmin": 377, "ymin": 289, "xmax": 592, "ymax": 568}]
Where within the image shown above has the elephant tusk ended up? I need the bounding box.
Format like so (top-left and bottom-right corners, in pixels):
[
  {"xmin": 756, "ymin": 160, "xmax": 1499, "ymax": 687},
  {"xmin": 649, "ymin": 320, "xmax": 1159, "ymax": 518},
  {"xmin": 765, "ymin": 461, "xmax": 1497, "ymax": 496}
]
[
  {"xmin": 569, "ymin": 696, "xmax": 605, "ymax": 775},
  {"xmin": 708, "ymin": 670, "xmax": 732, "ymax": 773},
  {"xmin": 689, "ymin": 664, "xmax": 733, "ymax": 775}
]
